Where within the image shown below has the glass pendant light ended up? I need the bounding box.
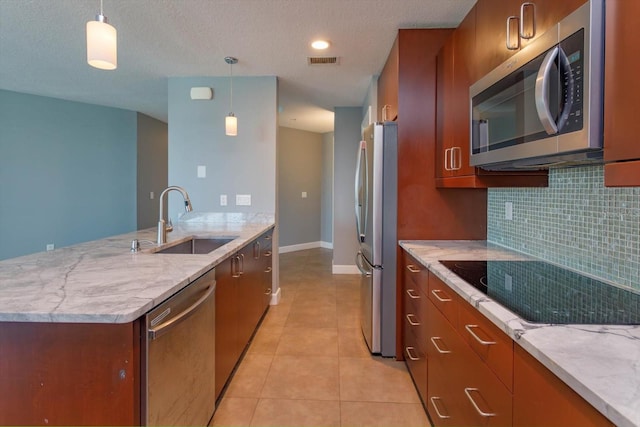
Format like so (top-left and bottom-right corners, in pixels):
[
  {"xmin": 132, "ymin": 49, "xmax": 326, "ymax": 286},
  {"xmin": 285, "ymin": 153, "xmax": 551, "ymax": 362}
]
[
  {"xmin": 86, "ymin": 0, "xmax": 117, "ymax": 70},
  {"xmin": 225, "ymin": 56, "xmax": 238, "ymax": 136}
]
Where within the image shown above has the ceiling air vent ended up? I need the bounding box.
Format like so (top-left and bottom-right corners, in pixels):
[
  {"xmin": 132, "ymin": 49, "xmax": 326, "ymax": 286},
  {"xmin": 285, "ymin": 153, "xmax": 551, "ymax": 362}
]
[{"xmin": 307, "ymin": 56, "xmax": 340, "ymax": 66}]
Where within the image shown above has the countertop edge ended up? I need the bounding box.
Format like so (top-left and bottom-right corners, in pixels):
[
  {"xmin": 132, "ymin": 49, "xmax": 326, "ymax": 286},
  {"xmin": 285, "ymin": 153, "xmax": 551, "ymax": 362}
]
[{"xmin": 399, "ymin": 240, "xmax": 639, "ymax": 427}]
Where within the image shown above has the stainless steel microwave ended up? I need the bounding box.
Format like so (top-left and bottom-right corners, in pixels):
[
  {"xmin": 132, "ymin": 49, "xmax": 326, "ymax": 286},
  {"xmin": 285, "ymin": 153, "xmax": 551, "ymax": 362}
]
[{"xmin": 470, "ymin": 0, "xmax": 604, "ymax": 170}]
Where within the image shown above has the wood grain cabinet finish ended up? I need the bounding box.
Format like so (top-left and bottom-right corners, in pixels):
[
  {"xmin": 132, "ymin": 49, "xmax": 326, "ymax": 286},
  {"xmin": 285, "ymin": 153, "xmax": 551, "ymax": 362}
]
[
  {"xmin": 436, "ymin": 5, "xmax": 548, "ymax": 189},
  {"xmin": 382, "ymin": 29, "xmax": 490, "ymax": 358},
  {"xmin": 603, "ymin": 0, "xmax": 640, "ymax": 186},
  {"xmin": 0, "ymin": 321, "xmax": 142, "ymax": 426},
  {"xmin": 428, "ymin": 272, "xmax": 461, "ymax": 329},
  {"xmin": 215, "ymin": 229, "xmax": 273, "ymax": 399},
  {"xmin": 513, "ymin": 345, "xmax": 614, "ymax": 427},
  {"xmin": 474, "ymin": 0, "xmax": 587, "ymax": 82},
  {"xmin": 427, "ymin": 298, "xmax": 512, "ymax": 427},
  {"xmin": 401, "ymin": 250, "xmax": 429, "ymax": 403}
]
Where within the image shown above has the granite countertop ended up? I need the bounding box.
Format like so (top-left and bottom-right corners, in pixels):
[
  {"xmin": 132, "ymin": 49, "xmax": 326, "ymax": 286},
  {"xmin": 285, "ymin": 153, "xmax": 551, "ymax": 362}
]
[
  {"xmin": 400, "ymin": 240, "xmax": 640, "ymax": 427},
  {"xmin": 0, "ymin": 212, "xmax": 275, "ymax": 324}
]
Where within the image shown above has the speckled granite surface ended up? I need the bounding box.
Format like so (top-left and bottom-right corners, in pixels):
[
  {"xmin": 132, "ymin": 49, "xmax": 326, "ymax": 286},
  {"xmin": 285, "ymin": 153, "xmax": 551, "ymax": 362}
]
[
  {"xmin": 400, "ymin": 240, "xmax": 640, "ymax": 427},
  {"xmin": 0, "ymin": 212, "xmax": 274, "ymax": 324}
]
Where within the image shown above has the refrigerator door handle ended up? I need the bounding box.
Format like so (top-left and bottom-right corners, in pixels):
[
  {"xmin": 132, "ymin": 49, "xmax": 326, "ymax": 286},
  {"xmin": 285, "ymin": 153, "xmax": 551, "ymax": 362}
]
[
  {"xmin": 354, "ymin": 140, "xmax": 368, "ymax": 243},
  {"xmin": 356, "ymin": 252, "xmax": 372, "ymax": 276}
]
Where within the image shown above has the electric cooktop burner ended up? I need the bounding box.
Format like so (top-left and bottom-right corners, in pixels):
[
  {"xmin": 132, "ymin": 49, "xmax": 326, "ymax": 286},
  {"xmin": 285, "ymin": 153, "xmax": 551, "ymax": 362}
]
[{"xmin": 439, "ymin": 260, "xmax": 640, "ymax": 325}]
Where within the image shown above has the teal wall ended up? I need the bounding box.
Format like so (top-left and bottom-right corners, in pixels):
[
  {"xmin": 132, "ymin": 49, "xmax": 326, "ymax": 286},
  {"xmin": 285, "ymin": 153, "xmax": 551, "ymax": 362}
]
[
  {"xmin": 0, "ymin": 90, "xmax": 138, "ymax": 260},
  {"xmin": 167, "ymin": 76, "xmax": 277, "ymax": 220},
  {"xmin": 488, "ymin": 165, "xmax": 640, "ymax": 291}
]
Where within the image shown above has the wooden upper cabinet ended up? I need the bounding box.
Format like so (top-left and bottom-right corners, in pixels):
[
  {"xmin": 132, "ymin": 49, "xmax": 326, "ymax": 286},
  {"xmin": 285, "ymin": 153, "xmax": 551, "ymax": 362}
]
[
  {"xmin": 377, "ymin": 37, "xmax": 399, "ymax": 121},
  {"xmin": 474, "ymin": 0, "xmax": 587, "ymax": 82},
  {"xmin": 435, "ymin": 5, "xmax": 548, "ymax": 188},
  {"xmin": 604, "ymin": 0, "xmax": 640, "ymax": 186}
]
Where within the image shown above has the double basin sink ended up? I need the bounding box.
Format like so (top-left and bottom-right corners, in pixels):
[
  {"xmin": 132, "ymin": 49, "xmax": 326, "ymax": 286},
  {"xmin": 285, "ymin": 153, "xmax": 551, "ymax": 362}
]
[{"xmin": 153, "ymin": 237, "xmax": 237, "ymax": 254}]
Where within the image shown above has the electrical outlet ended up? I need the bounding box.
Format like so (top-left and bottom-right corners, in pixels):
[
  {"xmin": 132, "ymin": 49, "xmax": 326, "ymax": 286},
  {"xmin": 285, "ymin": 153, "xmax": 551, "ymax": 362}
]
[
  {"xmin": 149, "ymin": 191, "xmax": 154, "ymax": 200},
  {"xmin": 46, "ymin": 244, "xmax": 55, "ymax": 251},
  {"xmin": 236, "ymin": 194, "xmax": 251, "ymax": 206},
  {"xmin": 220, "ymin": 194, "xmax": 227, "ymax": 206},
  {"xmin": 505, "ymin": 202, "xmax": 513, "ymax": 220}
]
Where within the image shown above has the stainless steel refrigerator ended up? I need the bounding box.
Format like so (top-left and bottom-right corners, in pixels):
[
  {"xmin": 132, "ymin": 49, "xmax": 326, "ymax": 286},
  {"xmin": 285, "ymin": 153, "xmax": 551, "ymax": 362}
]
[{"xmin": 355, "ymin": 122, "xmax": 397, "ymax": 357}]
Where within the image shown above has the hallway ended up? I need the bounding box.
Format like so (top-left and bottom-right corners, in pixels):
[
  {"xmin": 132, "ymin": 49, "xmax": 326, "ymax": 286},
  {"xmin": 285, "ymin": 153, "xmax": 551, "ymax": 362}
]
[{"xmin": 210, "ymin": 248, "xmax": 428, "ymax": 426}]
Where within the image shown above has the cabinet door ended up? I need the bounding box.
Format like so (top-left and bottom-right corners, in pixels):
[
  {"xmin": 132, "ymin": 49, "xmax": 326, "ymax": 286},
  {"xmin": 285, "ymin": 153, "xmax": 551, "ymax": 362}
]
[
  {"xmin": 215, "ymin": 256, "xmax": 239, "ymax": 399},
  {"xmin": 377, "ymin": 37, "xmax": 399, "ymax": 121},
  {"xmin": 475, "ymin": 0, "xmax": 587, "ymax": 82},
  {"xmin": 513, "ymin": 346, "xmax": 614, "ymax": 427},
  {"xmin": 604, "ymin": 0, "xmax": 640, "ymax": 186},
  {"xmin": 436, "ymin": 6, "xmax": 548, "ymax": 189}
]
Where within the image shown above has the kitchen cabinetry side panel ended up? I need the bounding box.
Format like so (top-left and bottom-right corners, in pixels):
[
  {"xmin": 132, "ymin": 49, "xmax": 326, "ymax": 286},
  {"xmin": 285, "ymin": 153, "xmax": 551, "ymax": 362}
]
[
  {"xmin": 378, "ymin": 37, "xmax": 399, "ymax": 121},
  {"xmin": 215, "ymin": 256, "xmax": 240, "ymax": 399},
  {"xmin": 0, "ymin": 321, "xmax": 141, "ymax": 426},
  {"xmin": 513, "ymin": 345, "xmax": 614, "ymax": 427},
  {"xmin": 395, "ymin": 28, "xmax": 488, "ymax": 241},
  {"xmin": 603, "ymin": 0, "xmax": 640, "ymax": 186}
]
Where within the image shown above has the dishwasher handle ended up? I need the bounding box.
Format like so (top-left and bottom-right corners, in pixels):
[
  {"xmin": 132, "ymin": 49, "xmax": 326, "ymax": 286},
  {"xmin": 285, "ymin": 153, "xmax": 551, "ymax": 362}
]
[{"xmin": 148, "ymin": 284, "xmax": 215, "ymax": 340}]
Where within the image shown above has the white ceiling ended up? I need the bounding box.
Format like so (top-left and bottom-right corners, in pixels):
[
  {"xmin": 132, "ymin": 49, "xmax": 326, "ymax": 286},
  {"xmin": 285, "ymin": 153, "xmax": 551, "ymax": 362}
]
[{"xmin": 0, "ymin": 0, "xmax": 475, "ymax": 134}]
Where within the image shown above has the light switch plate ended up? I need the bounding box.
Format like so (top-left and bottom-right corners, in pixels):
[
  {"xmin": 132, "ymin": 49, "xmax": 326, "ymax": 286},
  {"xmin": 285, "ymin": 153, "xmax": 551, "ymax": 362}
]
[
  {"xmin": 220, "ymin": 194, "xmax": 227, "ymax": 206},
  {"xmin": 236, "ymin": 194, "xmax": 251, "ymax": 206},
  {"xmin": 301, "ymin": 191, "xmax": 307, "ymax": 198},
  {"xmin": 197, "ymin": 165, "xmax": 206, "ymax": 178}
]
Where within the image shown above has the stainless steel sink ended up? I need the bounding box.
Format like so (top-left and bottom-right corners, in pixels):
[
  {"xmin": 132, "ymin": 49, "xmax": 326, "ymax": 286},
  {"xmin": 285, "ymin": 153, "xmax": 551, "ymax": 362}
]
[{"xmin": 154, "ymin": 237, "xmax": 237, "ymax": 254}]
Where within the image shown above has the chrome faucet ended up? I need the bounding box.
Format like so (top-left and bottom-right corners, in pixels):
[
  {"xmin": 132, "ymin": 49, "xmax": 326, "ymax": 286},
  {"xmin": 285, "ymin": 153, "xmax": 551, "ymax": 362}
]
[{"xmin": 157, "ymin": 186, "xmax": 193, "ymax": 244}]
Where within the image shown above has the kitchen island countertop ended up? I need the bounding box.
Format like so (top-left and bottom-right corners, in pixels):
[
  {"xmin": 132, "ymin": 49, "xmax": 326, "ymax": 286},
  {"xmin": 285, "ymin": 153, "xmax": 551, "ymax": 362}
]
[
  {"xmin": 0, "ymin": 212, "xmax": 275, "ymax": 324},
  {"xmin": 400, "ymin": 240, "xmax": 640, "ymax": 427}
]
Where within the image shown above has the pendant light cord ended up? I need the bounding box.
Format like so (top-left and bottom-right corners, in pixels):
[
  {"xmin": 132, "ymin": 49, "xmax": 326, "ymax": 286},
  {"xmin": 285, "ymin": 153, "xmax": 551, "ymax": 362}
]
[
  {"xmin": 100, "ymin": 0, "xmax": 104, "ymax": 15},
  {"xmin": 229, "ymin": 62, "xmax": 234, "ymax": 112}
]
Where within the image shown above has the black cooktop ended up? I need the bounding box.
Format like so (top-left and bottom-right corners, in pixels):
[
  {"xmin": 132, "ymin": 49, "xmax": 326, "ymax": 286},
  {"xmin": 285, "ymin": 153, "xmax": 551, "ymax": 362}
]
[{"xmin": 439, "ymin": 260, "xmax": 640, "ymax": 325}]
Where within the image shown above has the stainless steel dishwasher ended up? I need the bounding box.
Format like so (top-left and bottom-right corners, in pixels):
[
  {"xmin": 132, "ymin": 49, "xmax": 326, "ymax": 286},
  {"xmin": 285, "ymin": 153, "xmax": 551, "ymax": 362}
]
[{"xmin": 144, "ymin": 268, "xmax": 216, "ymax": 426}]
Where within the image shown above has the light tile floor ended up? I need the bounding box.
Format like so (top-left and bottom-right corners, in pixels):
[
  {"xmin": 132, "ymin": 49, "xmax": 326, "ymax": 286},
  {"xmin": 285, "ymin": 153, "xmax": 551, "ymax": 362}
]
[{"xmin": 210, "ymin": 248, "xmax": 429, "ymax": 427}]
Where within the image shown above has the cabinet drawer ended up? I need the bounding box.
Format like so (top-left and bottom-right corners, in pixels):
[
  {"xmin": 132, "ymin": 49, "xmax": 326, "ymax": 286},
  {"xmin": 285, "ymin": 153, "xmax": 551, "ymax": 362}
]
[
  {"xmin": 403, "ymin": 317, "xmax": 428, "ymax": 403},
  {"xmin": 458, "ymin": 300, "xmax": 513, "ymax": 391},
  {"xmin": 427, "ymin": 300, "xmax": 512, "ymax": 427},
  {"xmin": 403, "ymin": 283, "xmax": 427, "ymax": 340},
  {"xmin": 428, "ymin": 272, "xmax": 459, "ymax": 328},
  {"xmin": 403, "ymin": 251, "xmax": 429, "ymax": 295}
]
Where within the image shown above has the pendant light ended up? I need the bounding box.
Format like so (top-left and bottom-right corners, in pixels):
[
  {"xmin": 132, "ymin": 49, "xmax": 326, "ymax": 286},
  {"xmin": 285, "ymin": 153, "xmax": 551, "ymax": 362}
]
[
  {"xmin": 86, "ymin": 0, "xmax": 117, "ymax": 70},
  {"xmin": 225, "ymin": 56, "xmax": 238, "ymax": 136}
]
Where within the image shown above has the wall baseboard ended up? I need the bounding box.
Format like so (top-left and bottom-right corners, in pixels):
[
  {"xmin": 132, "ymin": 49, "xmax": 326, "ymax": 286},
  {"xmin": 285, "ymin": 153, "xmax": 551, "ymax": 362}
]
[
  {"xmin": 279, "ymin": 240, "xmax": 333, "ymax": 253},
  {"xmin": 332, "ymin": 265, "xmax": 360, "ymax": 275},
  {"xmin": 269, "ymin": 287, "xmax": 282, "ymax": 305}
]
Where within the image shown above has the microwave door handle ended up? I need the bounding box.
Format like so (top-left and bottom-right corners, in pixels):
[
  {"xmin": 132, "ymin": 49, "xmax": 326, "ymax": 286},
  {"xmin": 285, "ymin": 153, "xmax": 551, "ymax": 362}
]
[
  {"xmin": 556, "ymin": 48, "xmax": 575, "ymax": 132},
  {"xmin": 535, "ymin": 46, "xmax": 559, "ymax": 135}
]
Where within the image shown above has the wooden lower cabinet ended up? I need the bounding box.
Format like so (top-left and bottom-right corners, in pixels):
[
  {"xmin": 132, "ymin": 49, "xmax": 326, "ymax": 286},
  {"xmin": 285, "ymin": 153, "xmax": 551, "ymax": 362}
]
[
  {"xmin": 513, "ymin": 346, "xmax": 614, "ymax": 427},
  {"xmin": 427, "ymin": 298, "xmax": 512, "ymax": 427},
  {"xmin": 401, "ymin": 250, "xmax": 428, "ymax": 403},
  {"xmin": 0, "ymin": 321, "xmax": 141, "ymax": 426},
  {"xmin": 215, "ymin": 229, "xmax": 273, "ymax": 399}
]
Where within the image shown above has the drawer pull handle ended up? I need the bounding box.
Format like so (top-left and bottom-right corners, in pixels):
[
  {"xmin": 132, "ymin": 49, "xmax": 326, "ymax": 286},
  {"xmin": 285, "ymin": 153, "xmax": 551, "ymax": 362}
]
[
  {"xmin": 465, "ymin": 324, "xmax": 496, "ymax": 346},
  {"xmin": 429, "ymin": 397, "xmax": 451, "ymax": 419},
  {"xmin": 406, "ymin": 264, "xmax": 420, "ymax": 273},
  {"xmin": 405, "ymin": 289, "xmax": 420, "ymax": 299},
  {"xmin": 430, "ymin": 337, "xmax": 452, "ymax": 354},
  {"xmin": 405, "ymin": 346, "xmax": 419, "ymax": 361},
  {"xmin": 264, "ymin": 266, "xmax": 273, "ymax": 273},
  {"xmin": 406, "ymin": 314, "xmax": 420, "ymax": 326},
  {"xmin": 431, "ymin": 289, "xmax": 452, "ymax": 302},
  {"xmin": 464, "ymin": 388, "xmax": 496, "ymax": 417}
]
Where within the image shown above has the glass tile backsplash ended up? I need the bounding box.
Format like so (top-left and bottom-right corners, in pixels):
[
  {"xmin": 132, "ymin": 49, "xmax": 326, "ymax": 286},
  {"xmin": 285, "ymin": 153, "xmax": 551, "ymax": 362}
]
[{"xmin": 488, "ymin": 165, "xmax": 640, "ymax": 291}]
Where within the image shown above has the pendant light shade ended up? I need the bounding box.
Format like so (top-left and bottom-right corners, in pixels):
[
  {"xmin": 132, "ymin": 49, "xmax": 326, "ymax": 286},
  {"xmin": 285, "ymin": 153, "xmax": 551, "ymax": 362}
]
[
  {"xmin": 86, "ymin": 1, "xmax": 117, "ymax": 70},
  {"xmin": 225, "ymin": 113, "xmax": 238, "ymax": 136},
  {"xmin": 224, "ymin": 56, "xmax": 238, "ymax": 136}
]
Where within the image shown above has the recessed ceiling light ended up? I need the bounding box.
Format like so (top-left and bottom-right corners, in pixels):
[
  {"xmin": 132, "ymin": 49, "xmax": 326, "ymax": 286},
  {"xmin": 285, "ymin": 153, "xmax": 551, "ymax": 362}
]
[{"xmin": 311, "ymin": 40, "xmax": 330, "ymax": 50}]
